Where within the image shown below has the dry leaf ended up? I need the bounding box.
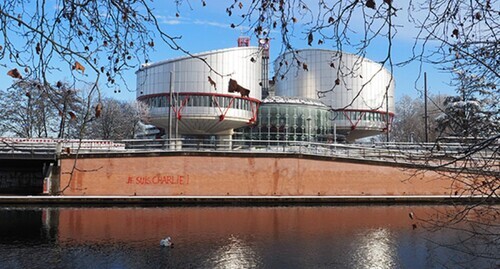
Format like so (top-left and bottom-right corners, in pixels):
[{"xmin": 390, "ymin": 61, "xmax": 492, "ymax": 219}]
[
  {"xmin": 307, "ymin": 32, "xmax": 313, "ymax": 46},
  {"xmin": 7, "ymin": 68, "xmax": 22, "ymax": 79},
  {"xmin": 366, "ymin": 0, "xmax": 376, "ymax": 9},
  {"xmin": 238, "ymin": 2, "xmax": 243, "ymax": 9},
  {"xmin": 335, "ymin": 78, "xmax": 340, "ymax": 85},
  {"xmin": 302, "ymin": 63, "xmax": 308, "ymax": 71},
  {"xmin": 208, "ymin": 76, "xmax": 216, "ymax": 88},
  {"xmin": 73, "ymin": 61, "xmax": 85, "ymax": 74},
  {"xmin": 68, "ymin": 111, "xmax": 76, "ymax": 120},
  {"xmin": 292, "ymin": 17, "xmax": 297, "ymax": 23},
  {"xmin": 95, "ymin": 103, "xmax": 102, "ymax": 118}
]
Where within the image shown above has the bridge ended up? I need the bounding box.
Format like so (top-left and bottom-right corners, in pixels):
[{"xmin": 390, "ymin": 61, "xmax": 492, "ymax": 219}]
[
  {"xmin": 0, "ymin": 138, "xmax": 125, "ymax": 195},
  {"xmin": 0, "ymin": 139, "xmax": 60, "ymax": 194}
]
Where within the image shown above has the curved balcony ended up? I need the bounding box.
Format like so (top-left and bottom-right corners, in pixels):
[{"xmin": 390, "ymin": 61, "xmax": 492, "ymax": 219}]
[{"xmin": 138, "ymin": 92, "xmax": 260, "ymax": 135}]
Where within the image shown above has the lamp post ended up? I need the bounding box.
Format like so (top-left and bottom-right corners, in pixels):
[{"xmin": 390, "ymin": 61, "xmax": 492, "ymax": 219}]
[
  {"xmin": 168, "ymin": 71, "xmax": 173, "ymax": 142},
  {"xmin": 306, "ymin": 117, "xmax": 312, "ymax": 142}
]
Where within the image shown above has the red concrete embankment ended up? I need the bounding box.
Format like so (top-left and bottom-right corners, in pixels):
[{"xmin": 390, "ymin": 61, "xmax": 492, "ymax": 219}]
[{"xmin": 58, "ymin": 152, "xmax": 461, "ymax": 196}]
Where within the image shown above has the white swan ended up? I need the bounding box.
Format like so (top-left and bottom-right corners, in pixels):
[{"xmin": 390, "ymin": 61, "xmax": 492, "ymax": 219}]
[{"xmin": 160, "ymin": 237, "xmax": 173, "ymax": 247}]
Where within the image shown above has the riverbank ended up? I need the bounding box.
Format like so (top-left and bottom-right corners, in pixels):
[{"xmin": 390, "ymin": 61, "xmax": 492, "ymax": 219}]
[{"xmin": 0, "ymin": 195, "xmax": 495, "ymax": 205}]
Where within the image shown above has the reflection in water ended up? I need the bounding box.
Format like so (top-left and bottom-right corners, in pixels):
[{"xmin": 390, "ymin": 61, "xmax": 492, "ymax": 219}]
[
  {"xmin": 351, "ymin": 228, "xmax": 398, "ymax": 269},
  {"xmin": 211, "ymin": 235, "xmax": 261, "ymax": 269},
  {"xmin": 0, "ymin": 205, "xmax": 496, "ymax": 269}
]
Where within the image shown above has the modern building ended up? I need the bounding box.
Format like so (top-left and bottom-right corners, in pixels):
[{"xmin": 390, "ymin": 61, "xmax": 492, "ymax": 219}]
[
  {"xmin": 235, "ymin": 96, "xmax": 333, "ymax": 142},
  {"xmin": 136, "ymin": 46, "xmax": 262, "ymax": 142},
  {"xmin": 136, "ymin": 39, "xmax": 395, "ymax": 143},
  {"xmin": 273, "ymin": 49, "xmax": 395, "ymax": 141}
]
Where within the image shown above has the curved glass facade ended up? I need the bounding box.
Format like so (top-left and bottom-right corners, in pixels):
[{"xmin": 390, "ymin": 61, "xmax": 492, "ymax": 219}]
[
  {"xmin": 139, "ymin": 93, "xmax": 255, "ymax": 112},
  {"xmin": 235, "ymin": 97, "xmax": 332, "ymax": 142}
]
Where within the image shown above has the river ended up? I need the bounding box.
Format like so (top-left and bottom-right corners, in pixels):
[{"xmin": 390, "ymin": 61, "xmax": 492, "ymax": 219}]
[{"xmin": 0, "ymin": 205, "xmax": 497, "ymax": 268}]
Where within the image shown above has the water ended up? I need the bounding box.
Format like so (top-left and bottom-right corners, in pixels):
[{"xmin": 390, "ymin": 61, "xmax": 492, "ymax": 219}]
[{"xmin": 0, "ymin": 205, "xmax": 497, "ymax": 269}]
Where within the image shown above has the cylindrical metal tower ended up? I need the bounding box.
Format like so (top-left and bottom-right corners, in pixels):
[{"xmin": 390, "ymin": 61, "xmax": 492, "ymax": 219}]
[
  {"xmin": 136, "ymin": 47, "xmax": 262, "ymax": 136},
  {"xmin": 274, "ymin": 49, "xmax": 395, "ymax": 141}
]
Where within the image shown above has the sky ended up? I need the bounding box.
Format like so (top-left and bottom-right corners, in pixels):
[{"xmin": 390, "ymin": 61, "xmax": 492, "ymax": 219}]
[
  {"xmin": 0, "ymin": 1, "xmax": 457, "ymax": 103},
  {"xmin": 138, "ymin": 1, "xmax": 456, "ymax": 100}
]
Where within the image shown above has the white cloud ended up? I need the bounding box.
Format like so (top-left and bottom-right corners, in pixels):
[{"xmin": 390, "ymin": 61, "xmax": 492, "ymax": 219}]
[
  {"xmin": 162, "ymin": 19, "xmax": 182, "ymax": 25},
  {"xmin": 155, "ymin": 14, "xmax": 183, "ymax": 25},
  {"xmin": 192, "ymin": 19, "xmax": 230, "ymax": 29}
]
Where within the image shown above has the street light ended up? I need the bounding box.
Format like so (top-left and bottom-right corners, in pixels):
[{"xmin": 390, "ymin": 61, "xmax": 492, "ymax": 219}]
[{"xmin": 306, "ymin": 117, "xmax": 312, "ymax": 142}]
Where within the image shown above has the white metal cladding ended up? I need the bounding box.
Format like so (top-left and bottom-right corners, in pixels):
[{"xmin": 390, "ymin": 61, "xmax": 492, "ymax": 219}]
[
  {"xmin": 136, "ymin": 47, "xmax": 262, "ymax": 135},
  {"xmin": 273, "ymin": 49, "xmax": 395, "ymax": 140},
  {"xmin": 147, "ymin": 111, "xmax": 255, "ymax": 135},
  {"xmin": 274, "ymin": 49, "xmax": 394, "ymax": 112},
  {"xmin": 136, "ymin": 47, "xmax": 262, "ymax": 100}
]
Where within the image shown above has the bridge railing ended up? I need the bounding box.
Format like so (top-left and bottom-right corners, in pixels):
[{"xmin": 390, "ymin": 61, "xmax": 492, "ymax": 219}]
[
  {"xmin": 0, "ymin": 137, "xmax": 126, "ymax": 157},
  {"xmin": 1, "ymin": 137, "xmax": 497, "ymax": 170},
  {"xmin": 121, "ymin": 138, "xmax": 499, "ymax": 169}
]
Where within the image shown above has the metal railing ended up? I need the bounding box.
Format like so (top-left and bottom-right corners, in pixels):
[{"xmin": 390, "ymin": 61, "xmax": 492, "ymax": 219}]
[
  {"xmin": 121, "ymin": 138, "xmax": 499, "ymax": 169},
  {"xmin": 1, "ymin": 137, "xmax": 498, "ymax": 170}
]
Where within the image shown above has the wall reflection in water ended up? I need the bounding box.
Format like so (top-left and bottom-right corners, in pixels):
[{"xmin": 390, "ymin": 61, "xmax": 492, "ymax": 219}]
[{"xmin": 0, "ymin": 205, "xmax": 495, "ymax": 269}]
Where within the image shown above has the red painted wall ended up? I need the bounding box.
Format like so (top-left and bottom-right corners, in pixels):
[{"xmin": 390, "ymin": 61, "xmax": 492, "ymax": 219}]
[{"xmin": 59, "ymin": 154, "xmax": 460, "ymax": 196}]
